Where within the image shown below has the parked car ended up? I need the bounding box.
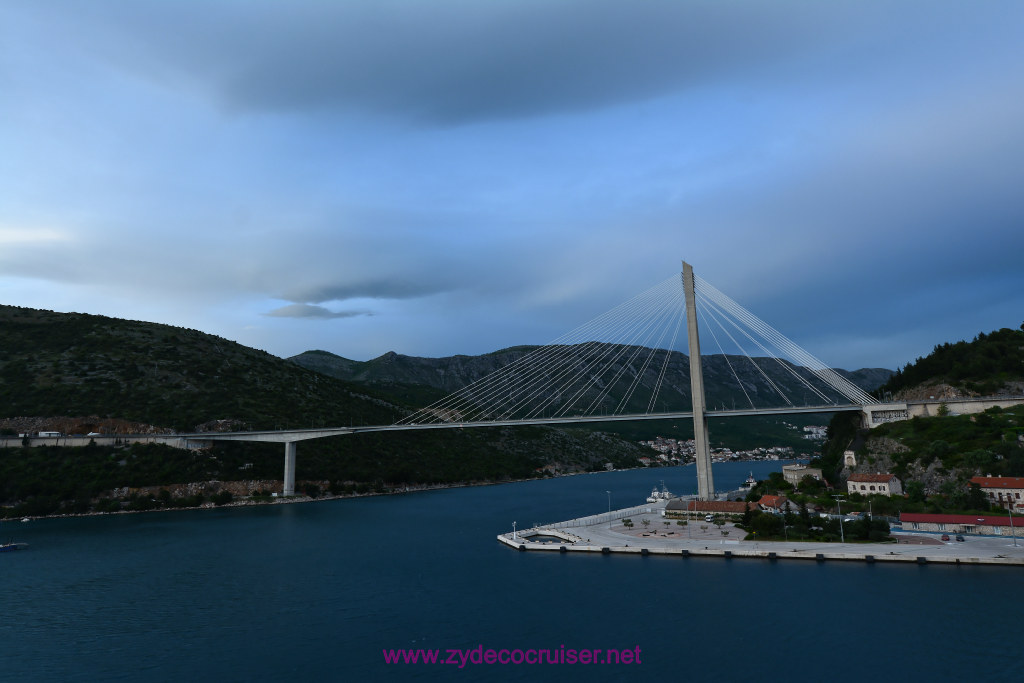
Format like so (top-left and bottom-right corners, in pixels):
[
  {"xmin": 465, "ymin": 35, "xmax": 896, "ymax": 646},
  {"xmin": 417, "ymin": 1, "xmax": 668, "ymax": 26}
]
[
  {"xmin": 955, "ymin": 534, "xmax": 965, "ymax": 542},
  {"xmin": 941, "ymin": 534, "xmax": 950, "ymax": 541}
]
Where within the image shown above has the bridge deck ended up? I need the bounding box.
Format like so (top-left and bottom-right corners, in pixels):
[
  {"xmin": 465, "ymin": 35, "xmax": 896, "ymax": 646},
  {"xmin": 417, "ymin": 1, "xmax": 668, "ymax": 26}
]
[{"xmin": 182, "ymin": 404, "xmax": 865, "ymax": 442}]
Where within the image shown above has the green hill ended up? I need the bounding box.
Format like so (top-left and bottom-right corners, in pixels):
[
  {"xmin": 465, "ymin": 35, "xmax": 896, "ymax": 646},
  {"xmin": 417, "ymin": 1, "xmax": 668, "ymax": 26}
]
[
  {"xmin": 811, "ymin": 323, "xmax": 1024, "ymax": 517},
  {"xmin": 0, "ymin": 305, "xmax": 652, "ymax": 516},
  {"xmin": 877, "ymin": 323, "xmax": 1024, "ymax": 398},
  {"xmin": 0, "ymin": 305, "xmax": 406, "ymax": 432}
]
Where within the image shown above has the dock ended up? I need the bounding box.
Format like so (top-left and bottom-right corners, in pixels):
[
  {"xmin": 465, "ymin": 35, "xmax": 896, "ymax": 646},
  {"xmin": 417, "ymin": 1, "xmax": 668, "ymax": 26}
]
[{"xmin": 498, "ymin": 500, "xmax": 1024, "ymax": 566}]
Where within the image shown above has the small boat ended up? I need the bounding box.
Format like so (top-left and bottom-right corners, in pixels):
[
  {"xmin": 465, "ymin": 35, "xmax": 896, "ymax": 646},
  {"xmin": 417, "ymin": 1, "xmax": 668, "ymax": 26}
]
[
  {"xmin": 21, "ymin": 517, "xmax": 30, "ymax": 523},
  {"xmin": 646, "ymin": 481, "xmax": 674, "ymax": 503},
  {"xmin": 0, "ymin": 542, "xmax": 28, "ymax": 553}
]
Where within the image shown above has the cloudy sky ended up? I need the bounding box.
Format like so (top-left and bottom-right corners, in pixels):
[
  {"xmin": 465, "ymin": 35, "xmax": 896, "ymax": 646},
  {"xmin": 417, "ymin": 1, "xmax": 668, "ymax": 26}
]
[{"xmin": 2, "ymin": 1, "xmax": 1022, "ymax": 371}]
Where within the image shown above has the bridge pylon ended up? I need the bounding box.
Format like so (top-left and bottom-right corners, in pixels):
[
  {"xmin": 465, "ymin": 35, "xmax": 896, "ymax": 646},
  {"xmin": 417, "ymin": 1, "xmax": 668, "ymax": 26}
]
[{"xmin": 683, "ymin": 261, "xmax": 715, "ymax": 501}]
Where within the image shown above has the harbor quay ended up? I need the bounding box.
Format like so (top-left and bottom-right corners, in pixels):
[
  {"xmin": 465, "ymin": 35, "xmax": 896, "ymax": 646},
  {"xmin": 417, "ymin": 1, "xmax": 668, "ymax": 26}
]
[{"xmin": 498, "ymin": 499, "xmax": 1024, "ymax": 567}]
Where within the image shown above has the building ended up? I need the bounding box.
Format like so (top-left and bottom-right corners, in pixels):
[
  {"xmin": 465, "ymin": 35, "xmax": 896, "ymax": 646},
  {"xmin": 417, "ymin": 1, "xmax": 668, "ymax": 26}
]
[
  {"xmin": 847, "ymin": 473, "xmax": 903, "ymax": 497},
  {"xmin": 900, "ymin": 513, "xmax": 1022, "ymax": 538},
  {"xmin": 757, "ymin": 494, "xmax": 791, "ymax": 513},
  {"xmin": 969, "ymin": 476, "xmax": 1024, "ymax": 511},
  {"xmin": 665, "ymin": 499, "xmax": 751, "ymax": 518},
  {"xmin": 782, "ymin": 464, "xmax": 822, "ymax": 488}
]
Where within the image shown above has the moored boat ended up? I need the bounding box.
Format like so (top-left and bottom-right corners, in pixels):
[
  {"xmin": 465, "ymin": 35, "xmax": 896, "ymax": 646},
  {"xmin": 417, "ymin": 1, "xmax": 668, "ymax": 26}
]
[{"xmin": 1, "ymin": 542, "xmax": 29, "ymax": 552}]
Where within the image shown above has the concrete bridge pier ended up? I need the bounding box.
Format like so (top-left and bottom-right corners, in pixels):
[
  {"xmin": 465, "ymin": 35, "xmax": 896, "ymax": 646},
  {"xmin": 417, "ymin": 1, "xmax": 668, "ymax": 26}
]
[{"xmin": 284, "ymin": 441, "xmax": 297, "ymax": 496}]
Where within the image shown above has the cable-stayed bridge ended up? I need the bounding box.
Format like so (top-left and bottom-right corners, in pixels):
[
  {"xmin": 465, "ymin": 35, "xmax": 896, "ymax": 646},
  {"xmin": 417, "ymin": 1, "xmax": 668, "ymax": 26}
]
[{"xmin": 185, "ymin": 262, "xmax": 911, "ymax": 498}]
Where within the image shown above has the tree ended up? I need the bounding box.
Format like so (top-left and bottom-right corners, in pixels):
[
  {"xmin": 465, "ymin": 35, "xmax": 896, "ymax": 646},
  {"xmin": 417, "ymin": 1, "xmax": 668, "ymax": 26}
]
[
  {"xmin": 741, "ymin": 503, "xmax": 753, "ymax": 527},
  {"xmin": 966, "ymin": 483, "xmax": 990, "ymax": 511},
  {"xmin": 906, "ymin": 480, "xmax": 926, "ymax": 503}
]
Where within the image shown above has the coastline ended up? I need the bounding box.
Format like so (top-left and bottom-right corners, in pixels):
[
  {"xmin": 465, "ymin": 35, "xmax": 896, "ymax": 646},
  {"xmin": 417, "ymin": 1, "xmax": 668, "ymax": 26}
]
[
  {"xmin": 2, "ymin": 457, "xmax": 797, "ymax": 522},
  {"xmin": 5, "ymin": 467, "xmax": 643, "ymax": 522}
]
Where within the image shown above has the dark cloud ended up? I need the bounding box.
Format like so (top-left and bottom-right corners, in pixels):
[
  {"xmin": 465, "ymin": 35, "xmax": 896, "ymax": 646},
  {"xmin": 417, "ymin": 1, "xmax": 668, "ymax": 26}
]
[
  {"xmin": 264, "ymin": 304, "xmax": 372, "ymax": 319},
  {"xmin": 277, "ymin": 278, "xmax": 450, "ymax": 305},
  {"xmin": 38, "ymin": 0, "xmax": 920, "ymax": 125}
]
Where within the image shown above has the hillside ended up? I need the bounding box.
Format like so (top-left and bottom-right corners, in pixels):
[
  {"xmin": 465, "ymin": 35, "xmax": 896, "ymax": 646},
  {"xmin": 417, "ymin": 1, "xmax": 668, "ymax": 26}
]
[
  {"xmin": 877, "ymin": 324, "xmax": 1024, "ymax": 399},
  {"xmin": 0, "ymin": 305, "xmax": 400, "ymax": 432},
  {"xmin": 0, "ymin": 305, "xmax": 653, "ymax": 515},
  {"xmin": 808, "ymin": 323, "xmax": 1024, "ymax": 517},
  {"xmin": 290, "ymin": 347, "xmax": 892, "ymax": 412},
  {"xmin": 290, "ymin": 347, "xmax": 891, "ymax": 450}
]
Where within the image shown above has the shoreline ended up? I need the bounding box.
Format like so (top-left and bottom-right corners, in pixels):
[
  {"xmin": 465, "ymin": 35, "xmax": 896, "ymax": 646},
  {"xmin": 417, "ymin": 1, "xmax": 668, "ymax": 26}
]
[
  {"xmin": 5, "ymin": 466, "xmax": 659, "ymax": 522},
  {"xmin": 2, "ymin": 458, "xmax": 802, "ymax": 523}
]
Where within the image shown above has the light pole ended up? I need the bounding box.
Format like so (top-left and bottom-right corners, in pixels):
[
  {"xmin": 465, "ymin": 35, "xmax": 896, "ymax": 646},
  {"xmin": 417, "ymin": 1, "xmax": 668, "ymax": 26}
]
[
  {"xmin": 606, "ymin": 491, "xmax": 612, "ymax": 528},
  {"xmin": 513, "ymin": 521, "xmax": 517, "ymax": 540},
  {"xmin": 1010, "ymin": 504, "xmax": 1018, "ymax": 548},
  {"xmin": 833, "ymin": 496, "xmax": 846, "ymax": 544}
]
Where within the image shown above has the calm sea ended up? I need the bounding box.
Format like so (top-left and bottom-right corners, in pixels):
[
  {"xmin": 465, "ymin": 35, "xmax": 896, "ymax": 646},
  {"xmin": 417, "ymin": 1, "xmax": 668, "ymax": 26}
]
[{"xmin": 3, "ymin": 462, "xmax": 1021, "ymax": 682}]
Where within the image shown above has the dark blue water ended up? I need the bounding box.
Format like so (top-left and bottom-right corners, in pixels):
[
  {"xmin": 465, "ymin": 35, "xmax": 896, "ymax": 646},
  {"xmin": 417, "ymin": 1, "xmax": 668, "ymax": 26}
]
[{"xmin": 4, "ymin": 462, "xmax": 1022, "ymax": 682}]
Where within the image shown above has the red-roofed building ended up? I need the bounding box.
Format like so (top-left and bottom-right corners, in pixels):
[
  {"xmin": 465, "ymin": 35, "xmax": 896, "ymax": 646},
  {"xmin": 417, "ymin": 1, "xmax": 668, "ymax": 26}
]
[
  {"xmin": 757, "ymin": 494, "xmax": 791, "ymax": 513},
  {"xmin": 665, "ymin": 499, "xmax": 751, "ymax": 518},
  {"xmin": 900, "ymin": 512, "xmax": 1022, "ymax": 539},
  {"xmin": 969, "ymin": 476, "xmax": 1024, "ymax": 511},
  {"xmin": 846, "ymin": 473, "xmax": 903, "ymax": 497}
]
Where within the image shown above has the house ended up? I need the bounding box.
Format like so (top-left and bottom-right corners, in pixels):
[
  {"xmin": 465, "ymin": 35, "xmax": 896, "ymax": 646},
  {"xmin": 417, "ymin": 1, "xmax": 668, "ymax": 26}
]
[
  {"xmin": 969, "ymin": 476, "xmax": 1024, "ymax": 511},
  {"xmin": 757, "ymin": 494, "xmax": 790, "ymax": 513},
  {"xmin": 899, "ymin": 513, "xmax": 1022, "ymax": 538},
  {"xmin": 782, "ymin": 464, "xmax": 822, "ymax": 488},
  {"xmin": 847, "ymin": 473, "xmax": 903, "ymax": 497}
]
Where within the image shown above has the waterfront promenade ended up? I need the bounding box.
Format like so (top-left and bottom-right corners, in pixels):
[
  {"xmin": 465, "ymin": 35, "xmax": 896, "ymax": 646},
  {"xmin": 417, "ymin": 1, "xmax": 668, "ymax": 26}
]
[{"xmin": 499, "ymin": 500, "xmax": 1024, "ymax": 566}]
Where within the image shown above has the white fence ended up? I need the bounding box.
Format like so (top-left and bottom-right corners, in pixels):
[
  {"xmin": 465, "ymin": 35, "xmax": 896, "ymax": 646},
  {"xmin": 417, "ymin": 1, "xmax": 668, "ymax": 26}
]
[{"xmin": 538, "ymin": 503, "xmax": 670, "ymax": 530}]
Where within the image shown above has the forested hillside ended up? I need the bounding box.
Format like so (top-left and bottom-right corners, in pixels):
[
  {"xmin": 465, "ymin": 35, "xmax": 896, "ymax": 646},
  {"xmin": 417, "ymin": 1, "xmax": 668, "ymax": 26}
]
[
  {"xmin": 877, "ymin": 324, "xmax": 1024, "ymax": 398},
  {"xmin": 0, "ymin": 305, "xmax": 652, "ymax": 516},
  {"xmin": 0, "ymin": 305, "xmax": 398, "ymax": 432},
  {"xmin": 809, "ymin": 323, "xmax": 1024, "ymax": 517}
]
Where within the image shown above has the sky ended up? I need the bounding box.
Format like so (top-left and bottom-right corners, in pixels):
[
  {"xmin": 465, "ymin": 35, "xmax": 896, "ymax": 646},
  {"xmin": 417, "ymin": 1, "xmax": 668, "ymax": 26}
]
[{"xmin": 2, "ymin": 1, "xmax": 1023, "ymax": 372}]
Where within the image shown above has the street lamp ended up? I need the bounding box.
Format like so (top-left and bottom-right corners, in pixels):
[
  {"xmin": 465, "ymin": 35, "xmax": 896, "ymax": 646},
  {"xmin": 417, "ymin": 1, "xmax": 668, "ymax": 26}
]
[
  {"xmin": 1010, "ymin": 504, "xmax": 1018, "ymax": 548},
  {"xmin": 833, "ymin": 496, "xmax": 846, "ymax": 544},
  {"xmin": 513, "ymin": 521, "xmax": 517, "ymax": 540}
]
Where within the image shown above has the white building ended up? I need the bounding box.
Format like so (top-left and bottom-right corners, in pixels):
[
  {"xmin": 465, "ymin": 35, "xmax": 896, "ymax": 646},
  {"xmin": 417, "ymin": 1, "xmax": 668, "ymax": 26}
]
[
  {"xmin": 847, "ymin": 473, "xmax": 903, "ymax": 497},
  {"xmin": 970, "ymin": 476, "xmax": 1024, "ymax": 511}
]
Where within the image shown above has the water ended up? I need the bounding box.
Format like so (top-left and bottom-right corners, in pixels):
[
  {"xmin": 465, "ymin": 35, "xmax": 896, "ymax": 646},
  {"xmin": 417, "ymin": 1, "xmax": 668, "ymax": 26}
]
[{"xmin": 3, "ymin": 462, "xmax": 1022, "ymax": 682}]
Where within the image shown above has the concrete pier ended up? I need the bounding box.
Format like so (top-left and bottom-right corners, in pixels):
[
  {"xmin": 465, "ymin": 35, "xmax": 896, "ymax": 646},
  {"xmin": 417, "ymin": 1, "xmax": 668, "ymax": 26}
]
[
  {"xmin": 283, "ymin": 442, "xmax": 296, "ymax": 497},
  {"xmin": 499, "ymin": 502, "xmax": 1024, "ymax": 567}
]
